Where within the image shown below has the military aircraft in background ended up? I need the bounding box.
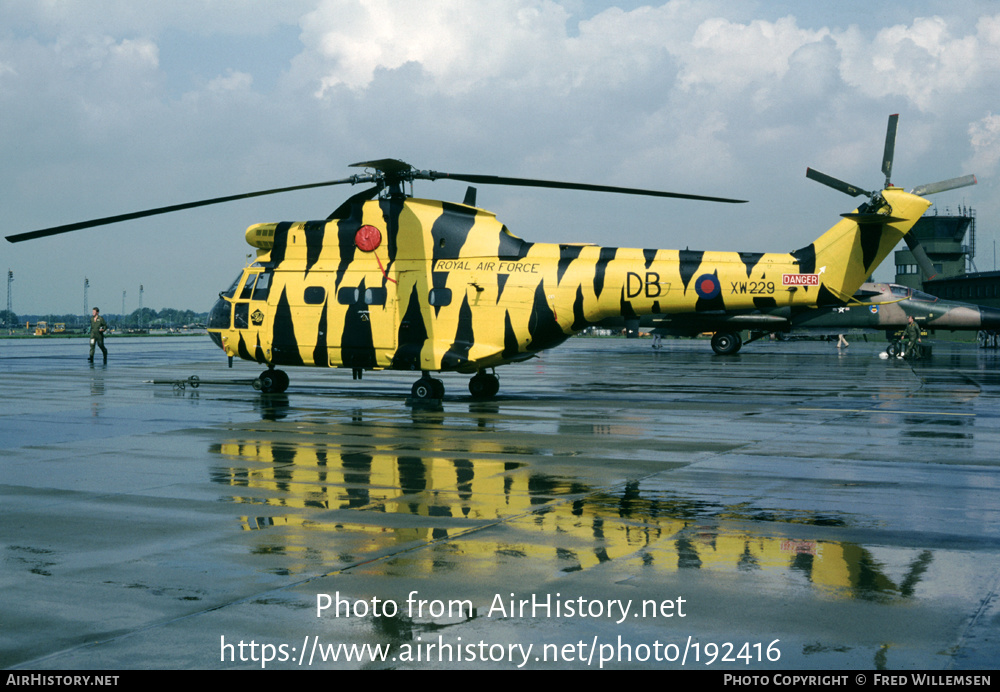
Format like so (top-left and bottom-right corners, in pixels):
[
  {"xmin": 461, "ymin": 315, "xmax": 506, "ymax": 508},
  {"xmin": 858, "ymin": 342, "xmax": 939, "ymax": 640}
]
[
  {"xmin": 613, "ymin": 282, "xmax": 1000, "ymax": 354},
  {"xmin": 7, "ymin": 116, "xmax": 975, "ymax": 398},
  {"xmin": 787, "ymin": 283, "xmax": 1000, "ymax": 343}
]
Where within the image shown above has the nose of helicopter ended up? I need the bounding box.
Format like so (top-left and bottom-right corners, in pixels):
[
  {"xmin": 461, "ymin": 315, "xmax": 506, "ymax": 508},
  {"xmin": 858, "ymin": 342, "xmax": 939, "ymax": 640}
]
[{"xmin": 206, "ymin": 297, "xmax": 229, "ymax": 349}]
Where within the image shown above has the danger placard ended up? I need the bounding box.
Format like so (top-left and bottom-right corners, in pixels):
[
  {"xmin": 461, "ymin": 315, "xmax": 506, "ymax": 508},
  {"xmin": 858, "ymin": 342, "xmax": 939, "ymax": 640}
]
[{"xmin": 782, "ymin": 274, "xmax": 819, "ymax": 286}]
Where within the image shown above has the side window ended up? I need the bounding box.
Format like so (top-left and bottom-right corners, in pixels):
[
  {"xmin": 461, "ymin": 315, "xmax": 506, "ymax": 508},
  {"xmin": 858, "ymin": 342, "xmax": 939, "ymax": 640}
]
[
  {"xmin": 335, "ymin": 286, "xmax": 388, "ymax": 305},
  {"xmin": 365, "ymin": 287, "xmax": 387, "ymax": 305},
  {"xmin": 429, "ymin": 288, "xmax": 452, "ymax": 306},
  {"xmin": 337, "ymin": 287, "xmax": 360, "ymax": 305},
  {"xmin": 234, "ymin": 302, "xmax": 249, "ymax": 329},
  {"xmin": 304, "ymin": 286, "xmax": 326, "ymax": 305}
]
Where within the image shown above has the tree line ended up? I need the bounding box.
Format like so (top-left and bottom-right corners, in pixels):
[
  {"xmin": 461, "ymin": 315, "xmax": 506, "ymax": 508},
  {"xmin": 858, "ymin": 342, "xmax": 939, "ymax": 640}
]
[{"xmin": 2, "ymin": 308, "xmax": 207, "ymax": 331}]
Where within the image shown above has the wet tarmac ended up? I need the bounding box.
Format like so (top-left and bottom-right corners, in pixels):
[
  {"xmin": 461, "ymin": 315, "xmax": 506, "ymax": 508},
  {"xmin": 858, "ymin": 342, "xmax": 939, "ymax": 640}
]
[{"xmin": 2, "ymin": 335, "xmax": 999, "ymax": 670}]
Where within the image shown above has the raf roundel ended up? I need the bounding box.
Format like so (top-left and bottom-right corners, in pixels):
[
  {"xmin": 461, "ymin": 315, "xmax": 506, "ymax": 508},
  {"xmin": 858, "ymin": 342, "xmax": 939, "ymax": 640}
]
[
  {"xmin": 355, "ymin": 225, "xmax": 382, "ymax": 252},
  {"xmin": 694, "ymin": 273, "xmax": 721, "ymax": 300}
]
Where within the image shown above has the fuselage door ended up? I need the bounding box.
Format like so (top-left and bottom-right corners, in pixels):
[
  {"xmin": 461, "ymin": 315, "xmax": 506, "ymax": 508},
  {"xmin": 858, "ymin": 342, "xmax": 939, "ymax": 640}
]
[{"xmin": 334, "ymin": 277, "xmax": 398, "ymax": 369}]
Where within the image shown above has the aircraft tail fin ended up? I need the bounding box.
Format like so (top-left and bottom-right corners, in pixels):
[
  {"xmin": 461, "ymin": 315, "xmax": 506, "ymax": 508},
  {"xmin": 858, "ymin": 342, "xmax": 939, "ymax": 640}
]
[{"xmin": 790, "ymin": 188, "xmax": 931, "ymax": 305}]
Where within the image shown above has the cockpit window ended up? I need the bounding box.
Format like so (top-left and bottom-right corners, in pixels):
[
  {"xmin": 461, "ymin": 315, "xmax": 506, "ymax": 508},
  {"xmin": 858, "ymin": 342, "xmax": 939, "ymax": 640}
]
[
  {"xmin": 889, "ymin": 285, "xmax": 911, "ymax": 298},
  {"xmin": 222, "ymin": 272, "xmax": 244, "ymax": 298},
  {"xmin": 252, "ymin": 271, "xmax": 272, "ymax": 301},
  {"xmin": 239, "ymin": 273, "xmax": 257, "ymax": 300},
  {"xmin": 911, "ymin": 290, "xmax": 938, "ymax": 302}
]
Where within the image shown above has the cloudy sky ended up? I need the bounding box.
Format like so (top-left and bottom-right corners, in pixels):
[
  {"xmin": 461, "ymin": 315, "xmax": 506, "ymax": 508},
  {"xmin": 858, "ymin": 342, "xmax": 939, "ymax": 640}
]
[{"xmin": 2, "ymin": 0, "xmax": 998, "ymax": 316}]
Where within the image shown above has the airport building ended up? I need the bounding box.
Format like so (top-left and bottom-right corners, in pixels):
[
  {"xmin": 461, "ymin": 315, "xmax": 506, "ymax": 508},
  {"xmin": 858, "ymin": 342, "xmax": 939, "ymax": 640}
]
[
  {"xmin": 894, "ymin": 206, "xmax": 1000, "ymax": 309},
  {"xmin": 923, "ymin": 270, "xmax": 1000, "ymax": 310}
]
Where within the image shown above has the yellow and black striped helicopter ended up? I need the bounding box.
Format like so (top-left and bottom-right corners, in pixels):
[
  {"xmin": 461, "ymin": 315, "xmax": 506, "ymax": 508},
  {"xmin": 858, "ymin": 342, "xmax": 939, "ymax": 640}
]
[{"xmin": 7, "ymin": 116, "xmax": 973, "ymax": 400}]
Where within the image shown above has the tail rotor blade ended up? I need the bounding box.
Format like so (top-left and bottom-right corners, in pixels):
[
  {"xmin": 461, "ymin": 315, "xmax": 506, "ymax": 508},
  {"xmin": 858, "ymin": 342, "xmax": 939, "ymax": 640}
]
[
  {"xmin": 806, "ymin": 168, "xmax": 871, "ymax": 197},
  {"xmin": 904, "ymin": 233, "xmax": 938, "ymax": 280},
  {"xmin": 808, "ymin": 114, "xmax": 972, "ymax": 208},
  {"xmin": 882, "ymin": 114, "xmax": 898, "ymax": 186},
  {"xmin": 910, "ymin": 174, "xmax": 977, "ymax": 197}
]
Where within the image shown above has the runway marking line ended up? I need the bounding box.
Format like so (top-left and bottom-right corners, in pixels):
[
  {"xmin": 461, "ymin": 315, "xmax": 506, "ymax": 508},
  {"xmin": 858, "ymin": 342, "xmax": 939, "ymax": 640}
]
[{"xmin": 798, "ymin": 408, "xmax": 975, "ymax": 417}]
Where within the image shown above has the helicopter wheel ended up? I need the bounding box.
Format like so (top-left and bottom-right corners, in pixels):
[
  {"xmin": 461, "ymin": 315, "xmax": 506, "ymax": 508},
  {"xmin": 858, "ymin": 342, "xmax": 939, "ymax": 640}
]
[
  {"xmin": 469, "ymin": 372, "xmax": 500, "ymax": 399},
  {"xmin": 711, "ymin": 331, "xmax": 742, "ymax": 355},
  {"xmin": 257, "ymin": 368, "xmax": 289, "ymax": 394},
  {"xmin": 412, "ymin": 376, "xmax": 444, "ymax": 400}
]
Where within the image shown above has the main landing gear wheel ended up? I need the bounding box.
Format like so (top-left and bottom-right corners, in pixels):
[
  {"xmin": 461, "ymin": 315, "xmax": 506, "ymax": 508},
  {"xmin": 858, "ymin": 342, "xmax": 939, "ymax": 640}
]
[
  {"xmin": 711, "ymin": 331, "xmax": 742, "ymax": 355},
  {"xmin": 411, "ymin": 375, "xmax": 444, "ymax": 400},
  {"xmin": 254, "ymin": 368, "xmax": 289, "ymax": 393},
  {"xmin": 469, "ymin": 372, "xmax": 500, "ymax": 399}
]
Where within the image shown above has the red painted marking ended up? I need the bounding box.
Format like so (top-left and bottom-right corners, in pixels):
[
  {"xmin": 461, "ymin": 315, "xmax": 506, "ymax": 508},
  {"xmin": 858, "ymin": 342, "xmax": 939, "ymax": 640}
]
[
  {"xmin": 375, "ymin": 253, "xmax": 397, "ymax": 284},
  {"xmin": 355, "ymin": 225, "xmax": 382, "ymax": 252}
]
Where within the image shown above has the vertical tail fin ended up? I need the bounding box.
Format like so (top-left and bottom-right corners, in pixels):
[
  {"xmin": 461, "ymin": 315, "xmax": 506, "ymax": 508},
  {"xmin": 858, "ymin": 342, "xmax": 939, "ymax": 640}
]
[{"xmin": 792, "ymin": 188, "xmax": 931, "ymax": 304}]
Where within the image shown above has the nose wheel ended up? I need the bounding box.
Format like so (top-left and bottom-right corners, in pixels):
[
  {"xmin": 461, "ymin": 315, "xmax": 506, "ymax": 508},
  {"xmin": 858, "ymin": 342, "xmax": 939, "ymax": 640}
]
[{"xmin": 254, "ymin": 368, "xmax": 289, "ymax": 393}]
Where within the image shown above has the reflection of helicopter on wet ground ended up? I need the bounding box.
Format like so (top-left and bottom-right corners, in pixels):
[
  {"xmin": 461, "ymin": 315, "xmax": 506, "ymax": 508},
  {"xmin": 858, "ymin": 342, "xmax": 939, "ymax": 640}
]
[
  {"xmin": 7, "ymin": 116, "xmax": 974, "ymax": 399},
  {"xmin": 618, "ymin": 282, "xmax": 1000, "ymax": 355},
  {"xmin": 213, "ymin": 433, "xmax": 936, "ymax": 601}
]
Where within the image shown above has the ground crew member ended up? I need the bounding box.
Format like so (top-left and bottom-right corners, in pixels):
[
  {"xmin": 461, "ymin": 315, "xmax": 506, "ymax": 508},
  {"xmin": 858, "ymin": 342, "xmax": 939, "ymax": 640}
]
[
  {"xmin": 89, "ymin": 307, "xmax": 108, "ymax": 363},
  {"xmin": 902, "ymin": 315, "xmax": 921, "ymax": 359}
]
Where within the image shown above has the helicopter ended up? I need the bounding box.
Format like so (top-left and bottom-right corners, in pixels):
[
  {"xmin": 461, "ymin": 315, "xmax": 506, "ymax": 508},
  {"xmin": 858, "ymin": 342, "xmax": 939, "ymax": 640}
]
[{"xmin": 7, "ymin": 116, "xmax": 973, "ymax": 400}]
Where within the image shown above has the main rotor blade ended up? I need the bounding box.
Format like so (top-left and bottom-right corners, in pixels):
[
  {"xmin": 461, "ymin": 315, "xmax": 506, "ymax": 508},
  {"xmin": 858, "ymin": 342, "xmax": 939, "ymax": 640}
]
[
  {"xmin": 904, "ymin": 233, "xmax": 938, "ymax": 280},
  {"xmin": 421, "ymin": 171, "xmax": 747, "ymax": 204},
  {"xmin": 882, "ymin": 113, "xmax": 898, "ymax": 185},
  {"xmin": 6, "ymin": 176, "xmax": 369, "ymax": 243},
  {"xmin": 349, "ymin": 158, "xmax": 413, "ymax": 176},
  {"xmin": 806, "ymin": 168, "xmax": 871, "ymax": 197},
  {"xmin": 909, "ymin": 174, "xmax": 977, "ymax": 197}
]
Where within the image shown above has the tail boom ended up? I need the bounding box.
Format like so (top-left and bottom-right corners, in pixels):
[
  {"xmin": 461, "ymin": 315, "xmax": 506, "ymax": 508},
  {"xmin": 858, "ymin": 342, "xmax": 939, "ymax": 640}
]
[{"xmin": 543, "ymin": 188, "xmax": 931, "ymax": 328}]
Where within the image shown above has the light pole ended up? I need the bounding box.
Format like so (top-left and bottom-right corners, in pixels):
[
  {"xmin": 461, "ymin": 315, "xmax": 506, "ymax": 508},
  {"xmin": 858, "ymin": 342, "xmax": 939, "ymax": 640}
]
[{"xmin": 6, "ymin": 269, "xmax": 12, "ymax": 332}]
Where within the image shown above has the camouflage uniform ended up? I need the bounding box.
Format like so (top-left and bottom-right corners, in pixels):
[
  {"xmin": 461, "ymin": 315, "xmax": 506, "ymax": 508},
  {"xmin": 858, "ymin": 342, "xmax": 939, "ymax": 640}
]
[
  {"xmin": 902, "ymin": 319, "xmax": 920, "ymax": 359},
  {"xmin": 89, "ymin": 311, "xmax": 108, "ymax": 362}
]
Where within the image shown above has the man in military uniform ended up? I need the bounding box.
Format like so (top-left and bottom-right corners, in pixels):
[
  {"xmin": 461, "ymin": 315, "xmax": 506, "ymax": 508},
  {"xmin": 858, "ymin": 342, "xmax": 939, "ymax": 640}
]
[
  {"xmin": 89, "ymin": 307, "xmax": 108, "ymax": 362},
  {"xmin": 902, "ymin": 315, "xmax": 921, "ymax": 359}
]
